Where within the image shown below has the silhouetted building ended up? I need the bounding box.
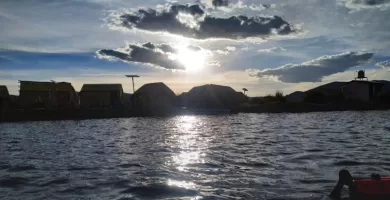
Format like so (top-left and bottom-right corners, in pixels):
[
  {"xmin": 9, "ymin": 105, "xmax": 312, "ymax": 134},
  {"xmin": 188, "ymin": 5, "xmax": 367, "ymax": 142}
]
[
  {"xmin": 342, "ymin": 81, "xmax": 383, "ymax": 101},
  {"xmin": 286, "ymin": 91, "xmax": 306, "ymax": 103},
  {"xmin": 0, "ymin": 85, "xmax": 10, "ymax": 113},
  {"xmin": 132, "ymin": 82, "xmax": 176, "ymax": 115},
  {"xmin": 80, "ymin": 84, "xmax": 124, "ymax": 108},
  {"xmin": 0, "ymin": 85, "xmax": 10, "ymax": 100},
  {"xmin": 19, "ymin": 81, "xmax": 78, "ymax": 109},
  {"xmin": 123, "ymin": 93, "xmax": 133, "ymax": 108},
  {"xmin": 185, "ymin": 84, "xmax": 248, "ymax": 109},
  {"xmin": 54, "ymin": 82, "xmax": 79, "ymax": 108}
]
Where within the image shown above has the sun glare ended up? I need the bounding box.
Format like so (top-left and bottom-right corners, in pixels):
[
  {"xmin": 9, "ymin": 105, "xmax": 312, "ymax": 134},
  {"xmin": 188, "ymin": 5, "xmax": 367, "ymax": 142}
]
[{"xmin": 171, "ymin": 45, "xmax": 206, "ymax": 72}]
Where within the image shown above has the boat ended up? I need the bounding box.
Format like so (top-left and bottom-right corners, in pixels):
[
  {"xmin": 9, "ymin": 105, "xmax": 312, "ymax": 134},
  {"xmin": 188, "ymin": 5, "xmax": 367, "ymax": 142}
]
[{"xmin": 329, "ymin": 170, "xmax": 390, "ymax": 200}]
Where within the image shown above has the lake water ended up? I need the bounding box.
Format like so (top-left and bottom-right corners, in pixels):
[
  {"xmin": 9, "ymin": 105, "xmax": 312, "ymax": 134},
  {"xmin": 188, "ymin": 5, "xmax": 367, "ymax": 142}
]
[{"xmin": 1, "ymin": 111, "xmax": 390, "ymax": 200}]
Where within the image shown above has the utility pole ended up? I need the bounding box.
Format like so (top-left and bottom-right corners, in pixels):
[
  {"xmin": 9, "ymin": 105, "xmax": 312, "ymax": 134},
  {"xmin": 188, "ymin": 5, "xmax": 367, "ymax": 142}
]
[
  {"xmin": 125, "ymin": 75, "xmax": 140, "ymax": 93},
  {"xmin": 243, "ymin": 88, "xmax": 248, "ymax": 95}
]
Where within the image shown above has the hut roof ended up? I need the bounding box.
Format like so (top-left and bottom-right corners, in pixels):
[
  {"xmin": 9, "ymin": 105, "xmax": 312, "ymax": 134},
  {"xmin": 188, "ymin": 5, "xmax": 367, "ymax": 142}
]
[
  {"xmin": 342, "ymin": 80, "xmax": 384, "ymax": 86},
  {"xmin": 133, "ymin": 82, "xmax": 175, "ymax": 99},
  {"xmin": 186, "ymin": 84, "xmax": 247, "ymax": 109},
  {"xmin": 19, "ymin": 81, "xmax": 76, "ymax": 92},
  {"xmin": 81, "ymin": 84, "xmax": 123, "ymax": 92},
  {"xmin": 0, "ymin": 85, "xmax": 10, "ymax": 98},
  {"xmin": 55, "ymin": 82, "xmax": 76, "ymax": 92},
  {"xmin": 19, "ymin": 81, "xmax": 54, "ymax": 91}
]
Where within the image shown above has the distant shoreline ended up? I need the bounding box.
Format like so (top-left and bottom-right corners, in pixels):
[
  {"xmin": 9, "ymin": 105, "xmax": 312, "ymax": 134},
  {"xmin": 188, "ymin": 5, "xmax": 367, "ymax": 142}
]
[
  {"xmin": 1, "ymin": 103, "xmax": 390, "ymax": 123},
  {"xmin": 235, "ymin": 102, "xmax": 390, "ymax": 114}
]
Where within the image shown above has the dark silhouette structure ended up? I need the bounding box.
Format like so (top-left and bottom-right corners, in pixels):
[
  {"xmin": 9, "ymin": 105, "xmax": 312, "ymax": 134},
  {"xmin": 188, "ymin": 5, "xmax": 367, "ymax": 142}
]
[
  {"xmin": 355, "ymin": 70, "xmax": 368, "ymax": 81},
  {"xmin": 185, "ymin": 84, "xmax": 248, "ymax": 109},
  {"xmin": 80, "ymin": 84, "xmax": 124, "ymax": 108},
  {"xmin": 19, "ymin": 81, "xmax": 78, "ymax": 109},
  {"xmin": 131, "ymin": 82, "xmax": 176, "ymax": 116}
]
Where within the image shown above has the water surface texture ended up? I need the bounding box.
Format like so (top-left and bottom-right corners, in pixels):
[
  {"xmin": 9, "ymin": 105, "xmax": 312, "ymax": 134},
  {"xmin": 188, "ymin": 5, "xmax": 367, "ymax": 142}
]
[{"xmin": 1, "ymin": 111, "xmax": 390, "ymax": 199}]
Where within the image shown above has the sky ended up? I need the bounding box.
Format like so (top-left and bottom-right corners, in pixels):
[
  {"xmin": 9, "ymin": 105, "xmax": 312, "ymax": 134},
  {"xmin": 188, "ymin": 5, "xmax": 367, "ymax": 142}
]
[{"xmin": 1, "ymin": 0, "xmax": 390, "ymax": 96}]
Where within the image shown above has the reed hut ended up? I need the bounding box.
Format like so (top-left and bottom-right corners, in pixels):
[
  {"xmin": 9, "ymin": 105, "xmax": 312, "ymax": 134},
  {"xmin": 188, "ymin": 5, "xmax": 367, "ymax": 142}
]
[
  {"xmin": 0, "ymin": 85, "xmax": 9, "ymax": 100},
  {"xmin": 0, "ymin": 85, "xmax": 10, "ymax": 111},
  {"xmin": 131, "ymin": 82, "xmax": 176, "ymax": 116},
  {"xmin": 80, "ymin": 84, "xmax": 124, "ymax": 108},
  {"xmin": 19, "ymin": 81, "xmax": 78, "ymax": 109},
  {"xmin": 186, "ymin": 84, "xmax": 248, "ymax": 109}
]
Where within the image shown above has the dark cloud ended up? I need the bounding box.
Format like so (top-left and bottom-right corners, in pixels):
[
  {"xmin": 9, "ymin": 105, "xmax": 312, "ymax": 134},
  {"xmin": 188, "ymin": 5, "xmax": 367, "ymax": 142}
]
[
  {"xmin": 97, "ymin": 43, "xmax": 187, "ymax": 70},
  {"xmin": 344, "ymin": 0, "xmax": 390, "ymax": 10},
  {"xmin": 187, "ymin": 45, "xmax": 202, "ymax": 51},
  {"xmin": 96, "ymin": 43, "xmax": 210, "ymax": 70},
  {"xmin": 376, "ymin": 60, "xmax": 390, "ymax": 69},
  {"xmin": 250, "ymin": 52, "xmax": 374, "ymax": 83},
  {"xmin": 113, "ymin": 3, "xmax": 296, "ymax": 40},
  {"xmin": 212, "ymin": 0, "xmax": 229, "ymax": 7}
]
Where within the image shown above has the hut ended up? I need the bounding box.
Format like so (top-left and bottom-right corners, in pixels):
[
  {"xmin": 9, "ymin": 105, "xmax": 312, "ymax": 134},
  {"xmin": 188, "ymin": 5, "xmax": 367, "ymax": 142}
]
[
  {"xmin": 0, "ymin": 85, "xmax": 10, "ymax": 111},
  {"xmin": 342, "ymin": 80, "xmax": 383, "ymax": 102},
  {"xmin": 286, "ymin": 91, "xmax": 306, "ymax": 103},
  {"xmin": 0, "ymin": 85, "xmax": 10, "ymax": 100},
  {"xmin": 185, "ymin": 84, "xmax": 248, "ymax": 109},
  {"xmin": 54, "ymin": 82, "xmax": 79, "ymax": 108},
  {"xmin": 80, "ymin": 84, "xmax": 124, "ymax": 108},
  {"xmin": 19, "ymin": 81, "xmax": 78, "ymax": 109},
  {"xmin": 131, "ymin": 82, "xmax": 176, "ymax": 116}
]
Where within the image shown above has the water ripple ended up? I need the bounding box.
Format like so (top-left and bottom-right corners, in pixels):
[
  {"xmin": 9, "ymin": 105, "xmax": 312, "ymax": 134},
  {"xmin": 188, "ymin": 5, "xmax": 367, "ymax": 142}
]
[{"xmin": 0, "ymin": 111, "xmax": 389, "ymax": 199}]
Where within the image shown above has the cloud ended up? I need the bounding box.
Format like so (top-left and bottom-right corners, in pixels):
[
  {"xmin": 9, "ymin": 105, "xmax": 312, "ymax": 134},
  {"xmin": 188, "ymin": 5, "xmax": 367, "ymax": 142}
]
[
  {"xmin": 226, "ymin": 46, "xmax": 236, "ymax": 51},
  {"xmin": 249, "ymin": 51, "xmax": 374, "ymax": 83},
  {"xmin": 376, "ymin": 60, "xmax": 390, "ymax": 70},
  {"xmin": 97, "ymin": 42, "xmax": 210, "ymax": 70},
  {"xmin": 110, "ymin": 3, "xmax": 296, "ymax": 40},
  {"xmin": 211, "ymin": 0, "xmax": 229, "ymax": 7},
  {"xmin": 199, "ymin": 0, "xmax": 271, "ymax": 11},
  {"xmin": 342, "ymin": 0, "xmax": 390, "ymax": 10},
  {"xmin": 215, "ymin": 49, "xmax": 230, "ymax": 55},
  {"xmin": 257, "ymin": 47, "xmax": 286, "ymax": 53}
]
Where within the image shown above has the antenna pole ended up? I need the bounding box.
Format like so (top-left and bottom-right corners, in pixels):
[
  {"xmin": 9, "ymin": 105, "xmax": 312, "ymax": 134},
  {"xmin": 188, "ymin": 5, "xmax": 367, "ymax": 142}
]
[
  {"xmin": 125, "ymin": 75, "xmax": 140, "ymax": 93},
  {"xmin": 132, "ymin": 77, "xmax": 135, "ymax": 93}
]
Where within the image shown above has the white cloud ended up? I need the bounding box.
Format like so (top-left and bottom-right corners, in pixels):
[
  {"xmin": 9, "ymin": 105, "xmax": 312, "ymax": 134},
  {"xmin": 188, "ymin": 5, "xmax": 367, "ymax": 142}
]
[
  {"xmin": 257, "ymin": 47, "xmax": 286, "ymax": 53},
  {"xmin": 215, "ymin": 49, "xmax": 230, "ymax": 55},
  {"xmin": 376, "ymin": 60, "xmax": 390, "ymax": 70},
  {"xmin": 225, "ymin": 46, "xmax": 236, "ymax": 51}
]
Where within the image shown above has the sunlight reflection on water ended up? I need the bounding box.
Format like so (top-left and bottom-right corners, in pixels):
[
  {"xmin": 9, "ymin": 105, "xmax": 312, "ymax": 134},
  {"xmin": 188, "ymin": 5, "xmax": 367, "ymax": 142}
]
[
  {"xmin": 171, "ymin": 116, "xmax": 206, "ymax": 171},
  {"xmin": 1, "ymin": 112, "xmax": 390, "ymax": 199}
]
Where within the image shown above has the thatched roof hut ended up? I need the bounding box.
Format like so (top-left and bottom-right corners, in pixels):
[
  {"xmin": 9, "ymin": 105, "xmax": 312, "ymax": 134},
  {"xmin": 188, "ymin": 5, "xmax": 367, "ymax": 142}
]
[
  {"xmin": 186, "ymin": 84, "xmax": 248, "ymax": 109},
  {"xmin": 80, "ymin": 84, "xmax": 124, "ymax": 108},
  {"xmin": 19, "ymin": 81, "xmax": 78, "ymax": 108},
  {"xmin": 132, "ymin": 82, "xmax": 176, "ymax": 116},
  {"xmin": 0, "ymin": 86, "xmax": 10, "ymax": 100},
  {"xmin": 0, "ymin": 85, "xmax": 10, "ymax": 111}
]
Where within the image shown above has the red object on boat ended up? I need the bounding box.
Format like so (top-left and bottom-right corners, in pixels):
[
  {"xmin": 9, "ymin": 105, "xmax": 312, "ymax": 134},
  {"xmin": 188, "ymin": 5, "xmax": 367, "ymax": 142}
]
[{"xmin": 351, "ymin": 176, "xmax": 390, "ymax": 199}]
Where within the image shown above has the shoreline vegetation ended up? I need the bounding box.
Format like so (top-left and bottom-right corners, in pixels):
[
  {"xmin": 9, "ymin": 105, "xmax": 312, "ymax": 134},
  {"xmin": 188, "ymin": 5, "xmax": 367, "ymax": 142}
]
[{"xmin": 1, "ymin": 81, "xmax": 390, "ymax": 123}]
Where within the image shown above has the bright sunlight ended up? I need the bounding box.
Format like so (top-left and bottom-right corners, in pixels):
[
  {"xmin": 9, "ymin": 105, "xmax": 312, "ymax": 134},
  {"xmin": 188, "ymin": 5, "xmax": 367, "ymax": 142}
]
[{"xmin": 170, "ymin": 45, "xmax": 206, "ymax": 72}]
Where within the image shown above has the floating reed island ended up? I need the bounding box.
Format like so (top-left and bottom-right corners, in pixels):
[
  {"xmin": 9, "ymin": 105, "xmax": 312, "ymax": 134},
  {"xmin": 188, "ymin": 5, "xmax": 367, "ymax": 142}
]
[{"xmin": 1, "ymin": 78, "xmax": 390, "ymax": 122}]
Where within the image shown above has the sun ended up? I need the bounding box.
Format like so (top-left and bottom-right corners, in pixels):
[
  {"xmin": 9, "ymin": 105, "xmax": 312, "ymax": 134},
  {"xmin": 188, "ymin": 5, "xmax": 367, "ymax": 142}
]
[{"xmin": 175, "ymin": 46, "xmax": 206, "ymax": 72}]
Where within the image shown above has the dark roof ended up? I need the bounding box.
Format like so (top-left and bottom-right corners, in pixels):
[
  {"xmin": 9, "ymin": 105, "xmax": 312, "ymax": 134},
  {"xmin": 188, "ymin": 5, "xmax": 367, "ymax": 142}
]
[
  {"xmin": 186, "ymin": 84, "xmax": 247, "ymax": 108},
  {"xmin": 133, "ymin": 82, "xmax": 175, "ymax": 98},
  {"xmin": 81, "ymin": 84, "xmax": 123, "ymax": 92},
  {"xmin": 0, "ymin": 85, "xmax": 10, "ymax": 98},
  {"xmin": 307, "ymin": 81, "xmax": 345, "ymax": 93},
  {"xmin": 343, "ymin": 80, "xmax": 384, "ymax": 86}
]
